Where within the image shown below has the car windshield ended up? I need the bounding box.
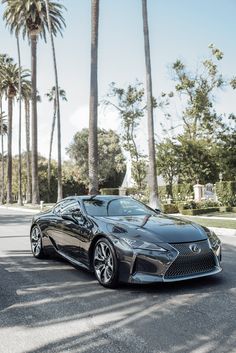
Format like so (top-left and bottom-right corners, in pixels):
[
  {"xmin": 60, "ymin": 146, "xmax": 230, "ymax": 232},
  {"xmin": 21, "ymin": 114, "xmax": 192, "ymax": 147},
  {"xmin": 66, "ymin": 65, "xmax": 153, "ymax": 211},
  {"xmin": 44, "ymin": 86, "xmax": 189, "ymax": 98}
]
[{"xmin": 83, "ymin": 198, "xmax": 156, "ymax": 217}]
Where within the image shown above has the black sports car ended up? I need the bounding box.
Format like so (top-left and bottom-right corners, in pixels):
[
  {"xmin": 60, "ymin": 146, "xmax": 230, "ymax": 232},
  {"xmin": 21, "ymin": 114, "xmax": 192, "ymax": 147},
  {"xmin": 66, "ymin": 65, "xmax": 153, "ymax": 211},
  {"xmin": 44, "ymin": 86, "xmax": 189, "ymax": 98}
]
[{"xmin": 30, "ymin": 195, "xmax": 222, "ymax": 288}]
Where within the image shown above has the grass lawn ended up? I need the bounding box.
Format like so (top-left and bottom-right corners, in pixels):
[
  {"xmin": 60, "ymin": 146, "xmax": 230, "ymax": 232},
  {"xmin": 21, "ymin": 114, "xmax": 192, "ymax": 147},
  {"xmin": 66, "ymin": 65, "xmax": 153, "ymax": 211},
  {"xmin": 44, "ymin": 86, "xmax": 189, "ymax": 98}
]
[{"xmin": 179, "ymin": 216, "xmax": 236, "ymax": 229}]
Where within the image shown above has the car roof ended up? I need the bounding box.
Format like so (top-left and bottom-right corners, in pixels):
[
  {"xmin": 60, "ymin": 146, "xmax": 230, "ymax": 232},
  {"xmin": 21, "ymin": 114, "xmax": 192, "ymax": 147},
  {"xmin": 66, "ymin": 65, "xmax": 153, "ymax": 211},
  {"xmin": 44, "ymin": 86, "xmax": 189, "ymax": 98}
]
[{"xmin": 63, "ymin": 195, "xmax": 130, "ymax": 202}]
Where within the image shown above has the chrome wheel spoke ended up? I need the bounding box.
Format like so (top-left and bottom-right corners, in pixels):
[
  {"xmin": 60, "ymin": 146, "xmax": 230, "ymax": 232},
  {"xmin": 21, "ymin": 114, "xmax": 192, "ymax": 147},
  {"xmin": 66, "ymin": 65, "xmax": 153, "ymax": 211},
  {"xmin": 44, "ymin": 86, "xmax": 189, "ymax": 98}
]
[
  {"xmin": 100, "ymin": 243, "xmax": 107, "ymax": 259},
  {"xmin": 94, "ymin": 241, "xmax": 114, "ymax": 284},
  {"xmin": 31, "ymin": 228, "xmax": 41, "ymax": 255}
]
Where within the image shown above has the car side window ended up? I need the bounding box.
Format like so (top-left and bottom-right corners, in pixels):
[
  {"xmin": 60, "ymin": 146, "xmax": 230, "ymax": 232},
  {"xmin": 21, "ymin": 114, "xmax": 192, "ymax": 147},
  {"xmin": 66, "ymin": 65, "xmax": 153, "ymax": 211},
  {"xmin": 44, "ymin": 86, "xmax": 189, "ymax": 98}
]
[
  {"xmin": 61, "ymin": 201, "xmax": 85, "ymax": 224},
  {"xmin": 53, "ymin": 199, "xmax": 74, "ymax": 216},
  {"xmin": 53, "ymin": 201, "xmax": 65, "ymax": 215},
  {"xmin": 61, "ymin": 201, "xmax": 80, "ymax": 215}
]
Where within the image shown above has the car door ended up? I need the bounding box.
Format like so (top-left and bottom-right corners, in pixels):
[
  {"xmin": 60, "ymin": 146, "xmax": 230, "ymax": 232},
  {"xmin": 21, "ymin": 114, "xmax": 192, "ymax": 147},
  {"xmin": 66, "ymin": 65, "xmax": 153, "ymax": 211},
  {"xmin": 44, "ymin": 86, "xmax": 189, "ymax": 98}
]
[
  {"xmin": 47, "ymin": 199, "xmax": 75, "ymax": 250},
  {"xmin": 59, "ymin": 201, "xmax": 92, "ymax": 266}
]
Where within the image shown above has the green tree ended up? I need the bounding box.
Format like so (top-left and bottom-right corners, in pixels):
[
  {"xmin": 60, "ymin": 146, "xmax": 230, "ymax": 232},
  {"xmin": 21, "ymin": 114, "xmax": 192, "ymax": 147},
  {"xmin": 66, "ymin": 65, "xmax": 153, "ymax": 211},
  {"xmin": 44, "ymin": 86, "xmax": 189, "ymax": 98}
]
[
  {"xmin": 156, "ymin": 139, "xmax": 180, "ymax": 197},
  {"xmin": 3, "ymin": 0, "xmax": 66, "ymax": 204},
  {"xmin": 45, "ymin": 86, "xmax": 67, "ymax": 194},
  {"xmin": 142, "ymin": 0, "xmax": 159, "ymax": 208},
  {"xmin": 171, "ymin": 44, "xmax": 225, "ymax": 139},
  {"xmin": 216, "ymin": 131, "xmax": 236, "ymax": 181},
  {"xmin": 88, "ymin": 0, "xmax": 99, "ymax": 195},
  {"xmin": 67, "ymin": 128, "xmax": 125, "ymax": 189},
  {"xmin": 105, "ymin": 82, "xmax": 154, "ymax": 189}
]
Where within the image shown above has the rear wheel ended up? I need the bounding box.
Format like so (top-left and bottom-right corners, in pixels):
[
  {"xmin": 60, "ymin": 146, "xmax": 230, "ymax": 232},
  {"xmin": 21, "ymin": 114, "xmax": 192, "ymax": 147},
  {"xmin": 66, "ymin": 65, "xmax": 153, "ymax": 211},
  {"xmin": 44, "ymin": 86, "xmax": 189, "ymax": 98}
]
[
  {"xmin": 93, "ymin": 238, "xmax": 118, "ymax": 288},
  {"xmin": 30, "ymin": 226, "xmax": 45, "ymax": 259}
]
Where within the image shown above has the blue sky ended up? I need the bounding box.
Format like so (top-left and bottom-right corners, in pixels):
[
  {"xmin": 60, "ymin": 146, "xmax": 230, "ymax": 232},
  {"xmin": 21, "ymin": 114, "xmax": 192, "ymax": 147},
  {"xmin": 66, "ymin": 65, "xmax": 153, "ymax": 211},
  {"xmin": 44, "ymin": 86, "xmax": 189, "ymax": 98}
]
[{"xmin": 1, "ymin": 0, "xmax": 236, "ymax": 159}]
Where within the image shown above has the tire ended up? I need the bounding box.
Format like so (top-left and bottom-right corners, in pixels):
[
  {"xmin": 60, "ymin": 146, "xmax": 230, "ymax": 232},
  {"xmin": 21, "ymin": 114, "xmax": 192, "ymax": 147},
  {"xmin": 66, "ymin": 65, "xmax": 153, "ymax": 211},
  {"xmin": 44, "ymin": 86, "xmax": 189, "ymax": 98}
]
[
  {"xmin": 30, "ymin": 225, "xmax": 45, "ymax": 259},
  {"xmin": 93, "ymin": 238, "xmax": 118, "ymax": 288}
]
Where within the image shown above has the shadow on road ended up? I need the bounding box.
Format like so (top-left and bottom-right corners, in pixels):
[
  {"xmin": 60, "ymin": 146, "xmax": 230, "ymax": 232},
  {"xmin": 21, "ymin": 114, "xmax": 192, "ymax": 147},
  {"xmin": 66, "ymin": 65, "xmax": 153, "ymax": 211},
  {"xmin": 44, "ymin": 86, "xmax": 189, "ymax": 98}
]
[{"xmin": 0, "ymin": 242, "xmax": 235, "ymax": 353}]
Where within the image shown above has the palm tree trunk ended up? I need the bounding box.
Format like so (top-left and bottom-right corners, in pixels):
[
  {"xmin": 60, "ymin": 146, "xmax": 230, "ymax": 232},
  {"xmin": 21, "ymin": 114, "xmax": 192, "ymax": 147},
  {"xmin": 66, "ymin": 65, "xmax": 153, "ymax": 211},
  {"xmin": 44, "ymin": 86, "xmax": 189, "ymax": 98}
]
[
  {"xmin": 17, "ymin": 35, "xmax": 23, "ymax": 206},
  {"xmin": 88, "ymin": 0, "xmax": 99, "ymax": 195},
  {"xmin": 25, "ymin": 99, "xmax": 31, "ymax": 203},
  {"xmin": 1, "ymin": 133, "xmax": 4, "ymax": 204},
  {"xmin": 31, "ymin": 34, "xmax": 39, "ymax": 204},
  {"xmin": 48, "ymin": 98, "xmax": 56, "ymax": 195},
  {"xmin": 142, "ymin": 0, "xmax": 160, "ymax": 209},
  {"xmin": 0, "ymin": 97, "xmax": 4, "ymax": 204},
  {"xmin": 7, "ymin": 96, "xmax": 13, "ymax": 204},
  {"xmin": 45, "ymin": 0, "xmax": 63, "ymax": 202}
]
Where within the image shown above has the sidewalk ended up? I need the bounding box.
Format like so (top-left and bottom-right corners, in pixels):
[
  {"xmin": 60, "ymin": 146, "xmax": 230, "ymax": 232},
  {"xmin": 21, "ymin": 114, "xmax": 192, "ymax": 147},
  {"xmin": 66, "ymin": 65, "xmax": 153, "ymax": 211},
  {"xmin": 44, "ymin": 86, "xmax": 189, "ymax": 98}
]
[
  {"xmin": 169, "ymin": 213, "xmax": 236, "ymax": 221},
  {"xmin": 0, "ymin": 205, "xmax": 42, "ymax": 214},
  {"xmin": 208, "ymin": 227, "xmax": 236, "ymax": 237}
]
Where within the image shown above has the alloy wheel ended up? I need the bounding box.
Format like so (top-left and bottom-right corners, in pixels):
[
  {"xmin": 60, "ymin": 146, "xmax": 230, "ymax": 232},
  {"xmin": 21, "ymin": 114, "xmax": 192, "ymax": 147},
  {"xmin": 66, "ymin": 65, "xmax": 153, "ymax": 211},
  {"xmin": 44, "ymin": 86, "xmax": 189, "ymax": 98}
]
[
  {"xmin": 31, "ymin": 227, "xmax": 42, "ymax": 257},
  {"xmin": 94, "ymin": 241, "xmax": 114, "ymax": 284}
]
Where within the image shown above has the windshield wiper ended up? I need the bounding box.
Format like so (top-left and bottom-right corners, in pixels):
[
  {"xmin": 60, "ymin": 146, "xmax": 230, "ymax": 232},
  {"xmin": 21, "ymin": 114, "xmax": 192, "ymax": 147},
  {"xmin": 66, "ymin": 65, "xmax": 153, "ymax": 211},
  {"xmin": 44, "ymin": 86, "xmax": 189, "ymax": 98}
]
[{"xmin": 87, "ymin": 194, "xmax": 98, "ymax": 201}]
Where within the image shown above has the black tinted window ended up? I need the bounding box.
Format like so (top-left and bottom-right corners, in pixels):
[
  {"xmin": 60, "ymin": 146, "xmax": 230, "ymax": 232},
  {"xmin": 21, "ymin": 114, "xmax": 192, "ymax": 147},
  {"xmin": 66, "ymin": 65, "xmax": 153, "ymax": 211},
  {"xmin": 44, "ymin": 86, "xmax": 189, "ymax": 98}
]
[
  {"xmin": 61, "ymin": 201, "xmax": 80, "ymax": 215},
  {"xmin": 54, "ymin": 199, "xmax": 76, "ymax": 215},
  {"xmin": 83, "ymin": 198, "xmax": 155, "ymax": 217}
]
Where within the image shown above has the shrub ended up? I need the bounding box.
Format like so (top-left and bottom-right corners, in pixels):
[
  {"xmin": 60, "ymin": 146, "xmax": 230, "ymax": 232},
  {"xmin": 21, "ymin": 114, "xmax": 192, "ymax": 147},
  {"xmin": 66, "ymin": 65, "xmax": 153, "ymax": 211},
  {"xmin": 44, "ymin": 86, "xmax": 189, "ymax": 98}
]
[
  {"xmin": 162, "ymin": 204, "xmax": 179, "ymax": 214},
  {"xmin": 100, "ymin": 188, "xmax": 119, "ymax": 195},
  {"xmin": 158, "ymin": 184, "xmax": 193, "ymax": 202},
  {"xmin": 181, "ymin": 207, "xmax": 219, "ymax": 216},
  {"xmin": 216, "ymin": 181, "xmax": 236, "ymax": 206},
  {"xmin": 219, "ymin": 206, "xmax": 232, "ymax": 212},
  {"xmin": 172, "ymin": 184, "xmax": 194, "ymax": 201},
  {"xmin": 197, "ymin": 200, "xmax": 219, "ymax": 209},
  {"xmin": 178, "ymin": 201, "xmax": 197, "ymax": 210}
]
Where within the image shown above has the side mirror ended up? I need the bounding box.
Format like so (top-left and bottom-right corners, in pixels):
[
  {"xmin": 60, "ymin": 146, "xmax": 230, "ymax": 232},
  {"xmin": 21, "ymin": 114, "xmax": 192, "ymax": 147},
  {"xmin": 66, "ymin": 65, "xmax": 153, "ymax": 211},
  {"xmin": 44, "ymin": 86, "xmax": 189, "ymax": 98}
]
[{"xmin": 155, "ymin": 208, "xmax": 161, "ymax": 214}]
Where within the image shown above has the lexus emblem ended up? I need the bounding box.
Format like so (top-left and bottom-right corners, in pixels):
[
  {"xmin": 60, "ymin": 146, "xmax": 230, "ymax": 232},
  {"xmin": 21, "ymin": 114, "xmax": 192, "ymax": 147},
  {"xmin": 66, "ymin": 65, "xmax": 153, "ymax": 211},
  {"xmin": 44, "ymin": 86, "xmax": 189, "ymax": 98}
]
[{"xmin": 189, "ymin": 244, "xmax": 201, "ymax": 254}]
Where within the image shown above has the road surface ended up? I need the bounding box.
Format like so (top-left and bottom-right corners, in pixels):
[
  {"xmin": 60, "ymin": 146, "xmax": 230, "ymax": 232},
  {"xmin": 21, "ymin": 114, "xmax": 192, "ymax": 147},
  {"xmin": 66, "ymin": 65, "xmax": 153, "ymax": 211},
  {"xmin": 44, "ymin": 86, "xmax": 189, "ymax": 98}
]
[{"xmin": 0, "ymin": 208, "xmax": 235, "ymax": 353}]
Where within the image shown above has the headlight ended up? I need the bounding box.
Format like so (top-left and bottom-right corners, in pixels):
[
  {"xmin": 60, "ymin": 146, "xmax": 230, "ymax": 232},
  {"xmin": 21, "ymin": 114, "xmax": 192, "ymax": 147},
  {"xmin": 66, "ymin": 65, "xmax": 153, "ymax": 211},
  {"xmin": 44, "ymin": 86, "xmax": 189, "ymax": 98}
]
[
  {"xmin": 122, "ymin": 237, "xmax": 167, "ymax": 252},
  {"xmin": 207, "ymin": 229, "xmax": 221, "ymax": 249}
]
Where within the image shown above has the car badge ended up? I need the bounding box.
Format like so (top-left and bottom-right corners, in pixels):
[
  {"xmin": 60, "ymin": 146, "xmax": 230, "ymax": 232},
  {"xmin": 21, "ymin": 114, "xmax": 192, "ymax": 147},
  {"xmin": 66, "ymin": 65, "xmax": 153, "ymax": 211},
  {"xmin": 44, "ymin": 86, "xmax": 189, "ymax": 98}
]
[{"xmin": 189, "ymin": 244, "xmax": 201, "ymax": 254}]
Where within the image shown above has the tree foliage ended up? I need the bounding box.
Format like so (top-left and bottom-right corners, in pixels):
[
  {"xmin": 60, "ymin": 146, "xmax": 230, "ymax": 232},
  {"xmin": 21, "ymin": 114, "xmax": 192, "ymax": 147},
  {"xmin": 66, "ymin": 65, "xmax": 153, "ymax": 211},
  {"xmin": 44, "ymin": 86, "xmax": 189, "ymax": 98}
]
[
  {"xmin": 171, "ymin": 44, "xmax": 225, "ymax": 139},
  {"xmin": 104, "ymin": 82, "xmax": 156, "ymax": 188},
  {"xmin": 66, "ymin": 128, "xmax": 125, "ymax": 189}
]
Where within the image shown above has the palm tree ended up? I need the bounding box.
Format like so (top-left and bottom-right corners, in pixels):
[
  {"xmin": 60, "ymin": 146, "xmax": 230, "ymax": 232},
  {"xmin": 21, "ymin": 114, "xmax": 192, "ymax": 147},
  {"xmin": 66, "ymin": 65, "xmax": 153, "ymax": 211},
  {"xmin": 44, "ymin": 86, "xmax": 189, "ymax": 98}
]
[
  {"xmin": 0, "ymin": 111, "xmax": 7, "ymax": 204},
  {"xmin": 0, "ymin": 62, "xmax": 30, "ymax": 203},
  {"xmin": 45, "ymin": 86, "xmax": 67, "ymax": 196},
  {"xmin": 142, "ymin": 0, "xmax": 160, "ymax": 208},
  {"xmin": 17, "ymin": 34, "xmax": 23, "ymax": 205},
  {"xmin": 3, "ymin": 0, "xmax": 66, "ymax": 204},
  {"xmin": 0, "ymin": 54, "xmax": 12, "ymax": 204},
  {"xmin": 21, "ymin": 80, "xmax": 32, "ymax": 203},
  {"xmin": 88, "ymin": 0, "xmax": 99, "ymax": 195},
  {"xmin": 44, "ymin": 0, "xmax": 66, "ymax": 202}
]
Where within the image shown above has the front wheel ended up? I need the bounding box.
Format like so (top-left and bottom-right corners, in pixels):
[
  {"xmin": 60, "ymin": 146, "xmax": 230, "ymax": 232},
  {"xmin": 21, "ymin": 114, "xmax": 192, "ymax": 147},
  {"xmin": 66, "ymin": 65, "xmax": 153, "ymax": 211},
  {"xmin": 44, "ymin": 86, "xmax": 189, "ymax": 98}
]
[
  {"xmin": 30, "ymin": 225, "xmax": 45, "ymax": 259},
  {"xmin": 93, "ymin": 238, "xmax": 118, "ymax": 288}
]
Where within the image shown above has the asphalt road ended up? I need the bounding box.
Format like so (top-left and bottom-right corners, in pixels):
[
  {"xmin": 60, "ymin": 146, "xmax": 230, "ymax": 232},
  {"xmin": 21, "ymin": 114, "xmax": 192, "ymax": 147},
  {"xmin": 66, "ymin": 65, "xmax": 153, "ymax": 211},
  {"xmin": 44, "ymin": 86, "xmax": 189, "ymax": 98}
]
[{"xmin": 0, "ymin": 208, "xmax": 236, "ymax": 353}]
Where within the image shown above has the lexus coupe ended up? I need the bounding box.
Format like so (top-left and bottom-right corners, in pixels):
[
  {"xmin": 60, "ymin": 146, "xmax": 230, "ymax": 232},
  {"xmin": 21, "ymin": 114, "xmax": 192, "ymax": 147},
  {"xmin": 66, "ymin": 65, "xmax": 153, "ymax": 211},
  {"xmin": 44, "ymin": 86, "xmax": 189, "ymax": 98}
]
[{"xmin": 30, "ymin": 195, "xmax": 222, "ymax": 288}]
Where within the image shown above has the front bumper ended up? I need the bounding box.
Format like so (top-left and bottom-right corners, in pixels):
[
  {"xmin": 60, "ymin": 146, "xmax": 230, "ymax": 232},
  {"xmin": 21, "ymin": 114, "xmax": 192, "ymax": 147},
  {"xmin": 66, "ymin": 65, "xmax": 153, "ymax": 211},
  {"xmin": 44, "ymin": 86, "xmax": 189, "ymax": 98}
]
[{"xmin": 117, "ymin": 240, "xmax": 222, "ymax": 284}]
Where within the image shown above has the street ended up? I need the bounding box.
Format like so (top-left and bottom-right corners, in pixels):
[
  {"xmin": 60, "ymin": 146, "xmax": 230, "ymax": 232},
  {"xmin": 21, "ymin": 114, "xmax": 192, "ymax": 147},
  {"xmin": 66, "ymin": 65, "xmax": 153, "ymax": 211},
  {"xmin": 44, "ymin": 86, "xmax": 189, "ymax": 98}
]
[{"xmin": 0, "ymin": 208, "xmax": 236, "ymax": 353}]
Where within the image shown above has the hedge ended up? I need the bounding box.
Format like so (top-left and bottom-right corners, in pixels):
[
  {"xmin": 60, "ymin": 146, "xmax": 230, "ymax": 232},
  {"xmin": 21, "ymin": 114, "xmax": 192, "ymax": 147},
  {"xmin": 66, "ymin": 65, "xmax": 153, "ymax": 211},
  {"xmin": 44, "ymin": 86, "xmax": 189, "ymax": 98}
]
[
  {"xmin": 215, "ymin": 181, "xmax": 236, "ymax": 206},
  {"xmin": 162, "ymin": 204, "xmax": 179, "ymax": 214},
  {"xmin": 158, "ymin": 184, "xmax": 193, "ymax": 201},
  {"xmin": 100, "ymin": 188, "xmax": 119, "ymax": 195},
  {"xmin": 180, "ymin": 207, "xmax": 219, "ymax": 216}
]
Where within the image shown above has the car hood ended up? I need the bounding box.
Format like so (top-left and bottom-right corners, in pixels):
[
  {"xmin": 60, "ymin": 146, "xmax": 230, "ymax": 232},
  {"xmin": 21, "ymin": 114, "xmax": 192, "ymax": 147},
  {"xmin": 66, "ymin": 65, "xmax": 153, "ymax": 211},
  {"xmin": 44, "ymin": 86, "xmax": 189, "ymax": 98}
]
[{"xmin": 97, "ymin": 214, "xmax": 207, "ymax": 244}]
